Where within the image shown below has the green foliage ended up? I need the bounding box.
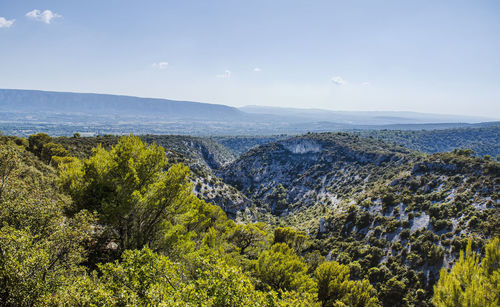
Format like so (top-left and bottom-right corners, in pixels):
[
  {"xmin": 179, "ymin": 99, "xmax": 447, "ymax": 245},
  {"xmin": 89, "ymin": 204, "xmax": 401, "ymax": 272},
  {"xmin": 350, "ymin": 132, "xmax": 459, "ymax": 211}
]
[
  {"xmin": 0, "ymin": 141, "xmax": 95, "ymax": 306},
  {"xmin": 304, "ymin": 250, "xmax": 326, "ymax": 274},
  {"xmin": 256, "ymin": 243, "xmax": 317, "ymax": 294},
  {"xmin": 40, "ymin": 142, "xmax": 69, "ymax": 164},
  {"xmin": 316, "ymin": 261, "xmax": 350, "ymax": 305},
  {"xmin": 0, "ymin": 136, "xmax": 322, "ymax": 306},
  {"xmin": 268, "ymin": 184, "xmax": 289, "ymax": 214},
  {"xmin": 315, "ymin": 261, "xmax": 380, "ymax": 307},
  {"xmin": 380, "ymin": 277, "xmax": 406, "ymax": 307},
  {"xmin": 433, "ymin": 237, "xmax": 499, "ymax": 307},
  {"xmin": 228, "ymin": 222, "xmax": 269, "ymax": 256},
  {"xmin": 0, "ymin": 144, "xmax": 18, "ymax": 200},
  {"xmin": 453, "ymin": 148, "xmax": 475, "ymax": 157},
  {"xmin": 59, "ymin": 135, "xmax": 231, "ymax": 258},
  {"xmin": 53, "ymin": 247, "xmax": 185, "ymax": 306},
  {"xmin": 53, "ymin": 134, "xmax": 235, "ymax": 170},
  {"xmin": 50, "ymin": 247, "xmax": 318, "ymax": 306},
  {"xmin": 343, "ymin": 279, "xmax": 381, "ymax": 307},
  {"xmin": 28, "ymin": 133, "xmax": 51, "ymax": 157},
  {"xmin": 0, "ymin": 213, "xmax": 94, "ymax": 306},
  {"xmin": 273, "ymin": 226, "xmax": 309, "ymax": 253},
  {"xmin": 26, "ymin": 133, "xmax": 70, "ymax": 165}
]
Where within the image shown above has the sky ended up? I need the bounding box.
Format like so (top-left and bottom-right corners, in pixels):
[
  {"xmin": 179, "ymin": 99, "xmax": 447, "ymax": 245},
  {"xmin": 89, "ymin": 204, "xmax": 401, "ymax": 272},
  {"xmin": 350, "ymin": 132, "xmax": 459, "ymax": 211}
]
[{"xmin": 1, "ymin": 0, "xmax": 500, "ymax": 118}]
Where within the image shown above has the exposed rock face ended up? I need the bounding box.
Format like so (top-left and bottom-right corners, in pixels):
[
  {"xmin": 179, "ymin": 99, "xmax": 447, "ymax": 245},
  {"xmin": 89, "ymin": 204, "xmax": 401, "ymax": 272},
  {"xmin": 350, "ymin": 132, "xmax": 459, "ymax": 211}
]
[
  {"xmin": 410, "ymin": 213, "xmax": 430, "ymax": 233},
  {"xmin": 319, "ymin": 217, "xmax": 327, "ymax": 233},
  {"xmin": 283, "ymin": 139, "xmax": 322, "ymax": 154},
  {"xmin": 192, "ymin": 174, "xmax": 251, "ymax": 218}
]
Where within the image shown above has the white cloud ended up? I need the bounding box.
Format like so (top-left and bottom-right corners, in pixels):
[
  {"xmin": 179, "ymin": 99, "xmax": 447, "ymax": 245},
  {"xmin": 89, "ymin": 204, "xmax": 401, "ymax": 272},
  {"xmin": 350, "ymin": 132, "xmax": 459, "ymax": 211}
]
[
  {"xmin": 331, "ymin": 76, "xmax": 346, "ymax": 86},
  {"xmin": 362, "ymin": 82, "xmax": 371, "ymax": 86},
  {"xmin": 0, "ymin": 17, "xmax": 15, "ymax": 28},
  {"xmin": 216, "ymin": 70, "xmax": 231, "ymax": 79},
  {"xmin": 253, "ymin": 67, "xmax": 261, "ymax": 72},
  {"xmin": 26, "ymin": 9, "xmax": 62, "ymax": 24},
  {"xmin": 152, "ymin": 62, "xmax": 169, "ymax": 69}
]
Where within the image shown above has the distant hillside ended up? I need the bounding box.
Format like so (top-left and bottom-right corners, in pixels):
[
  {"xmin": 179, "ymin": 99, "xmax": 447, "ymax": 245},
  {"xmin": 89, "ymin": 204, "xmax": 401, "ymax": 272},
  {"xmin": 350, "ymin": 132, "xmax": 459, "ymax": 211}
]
[
  {"xmin": 239, "ymin": 105, "xmax": 495, "ymax": 125},
  {"xmin": 353, "ymin": 126, "xmax": 500, "ymax": 159},
  {"xmin": 0, "ymin": 89, "xmax": 245, "ymax": 121},
  {"xmin": 2, "ymin": 89, "xmax": 500, "ymax": 136}
]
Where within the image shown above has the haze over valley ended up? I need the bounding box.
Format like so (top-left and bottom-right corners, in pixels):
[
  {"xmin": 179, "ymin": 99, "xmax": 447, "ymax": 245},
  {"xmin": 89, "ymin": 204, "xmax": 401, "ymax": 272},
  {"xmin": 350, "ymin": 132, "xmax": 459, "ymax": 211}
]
[{"xmin": 1, "ymin": 89, "xmax": 498, "ymax": 136}]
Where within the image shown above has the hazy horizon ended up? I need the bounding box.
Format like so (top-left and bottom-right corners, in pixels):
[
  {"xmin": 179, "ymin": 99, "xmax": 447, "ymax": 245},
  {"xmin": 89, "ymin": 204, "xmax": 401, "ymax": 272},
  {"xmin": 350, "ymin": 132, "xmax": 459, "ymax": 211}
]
[
  {"xmin": 1, "ymin": 87, "xmax": 499, "ymax": 122},
  {"xmin": 1, "ymin": 1, "xmax": 500, "ymax": 117}
]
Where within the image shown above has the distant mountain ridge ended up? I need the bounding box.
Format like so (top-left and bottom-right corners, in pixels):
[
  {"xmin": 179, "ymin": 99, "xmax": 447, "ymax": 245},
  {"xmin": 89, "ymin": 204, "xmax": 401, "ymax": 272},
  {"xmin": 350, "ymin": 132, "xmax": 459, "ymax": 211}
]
[
  {"xmin": 239, "ymin": 105, "xmax": 496, "ymax": 124},
  {"xmin": 1, "ymin": 88, "xmax": 499, "ymax": 136},
  {"xmin": 0, "ymin": 89, "xmax": 245, "ymax": 121}
]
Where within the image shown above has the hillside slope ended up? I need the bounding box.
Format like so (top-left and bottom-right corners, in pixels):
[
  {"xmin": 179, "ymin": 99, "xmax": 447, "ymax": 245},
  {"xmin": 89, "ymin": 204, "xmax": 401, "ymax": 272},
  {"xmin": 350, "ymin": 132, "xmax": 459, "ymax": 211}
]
[
  {"xmin": 220, "ymin": 133, "xmax": 414, "ymax": 215},
  {"xmin": 219, "ymin": 132, "xmax": 499, "ymax": 305}
]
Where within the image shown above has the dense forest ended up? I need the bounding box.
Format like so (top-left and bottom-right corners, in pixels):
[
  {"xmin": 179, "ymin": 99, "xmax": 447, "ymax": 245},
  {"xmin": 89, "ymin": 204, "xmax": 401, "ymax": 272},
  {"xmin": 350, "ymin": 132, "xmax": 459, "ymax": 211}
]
[{"xmin": 0, "ymin": 132, "xmax": 498, "ymax": 306}]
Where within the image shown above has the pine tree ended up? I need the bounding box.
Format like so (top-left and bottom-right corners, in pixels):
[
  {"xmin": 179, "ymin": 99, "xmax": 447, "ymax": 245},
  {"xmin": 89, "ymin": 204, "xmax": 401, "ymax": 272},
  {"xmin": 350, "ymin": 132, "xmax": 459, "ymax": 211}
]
[{"xmin": 433, "ymin": 237, "xmax": 499, "ymax": 307}]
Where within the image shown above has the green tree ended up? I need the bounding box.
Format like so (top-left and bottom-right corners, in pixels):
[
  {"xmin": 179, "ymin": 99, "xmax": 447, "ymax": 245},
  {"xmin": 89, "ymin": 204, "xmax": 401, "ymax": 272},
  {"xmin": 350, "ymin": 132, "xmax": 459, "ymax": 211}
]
[
  {"xmin": 28, "ymin": 133, "xmax": 51, "ymax": 157},
  {"xmin": 59, "ymin": 135, "xmax": 232, "ymax": 259},
  {"xmin": 51, "ymin": 247, "xmax": 319, "ymax": 306},
  {"xmin": 316, "ymin": 261, "xmax": 350, "ymax": 305},
  {"xmin": 40, "ymin": 142, "xmax": 69, "ymax": 164},
  {"xmin": 0, "ymin": 141, "xmax": 95, "ymax": 306},
  {"xmin": 315, "ymin": 261, "xmax": 379, "ymax": 307},
  {"xmin": 433, "ymin": 237, "xmax": 499, "ymax": 307},
  {"xmin": 268, "ymin": 183, "xmax": 289, "ymax": 213},
  {"xmin": 304, "ymin": 250, "xmax": 326, "ymax": 274},
  {"xmin": 380, "ymin": 277, "xmax": 406, "ymax": 307},
  {"xmin": 273, "ymin": 226, "xmax": 309, "ymax": 253},
  {"xmin": 59, "ymin": 136, "xmax": 186, "ymax": 251},
  {"xmin": 343, "ymin": 279, "xmax": 380, "ymax": 307},
  {"xmin": 0, "ymin": 144, "xmax": 18, "ymax": 200},
  {"xmin": 47, "ymin": 247, "xmax": 185, "ymax": 306},
  {"xmin": 256, "ymin": 243, "xmax": 317, "ymax": 294},
  {"xmin": 228, "ymin": 222, "xmax": 269, "ymax": 256},
  {"xmin": 0, "ymin": 212, "xmax": 94, "ymax": 306}
]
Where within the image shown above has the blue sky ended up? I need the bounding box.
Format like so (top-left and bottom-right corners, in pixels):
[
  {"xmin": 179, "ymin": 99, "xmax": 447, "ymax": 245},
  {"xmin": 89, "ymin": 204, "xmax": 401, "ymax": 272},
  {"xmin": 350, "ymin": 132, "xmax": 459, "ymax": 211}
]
[{"xmin": 1, "ymin": 0, "xmax": 499, "ymax": 117}]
